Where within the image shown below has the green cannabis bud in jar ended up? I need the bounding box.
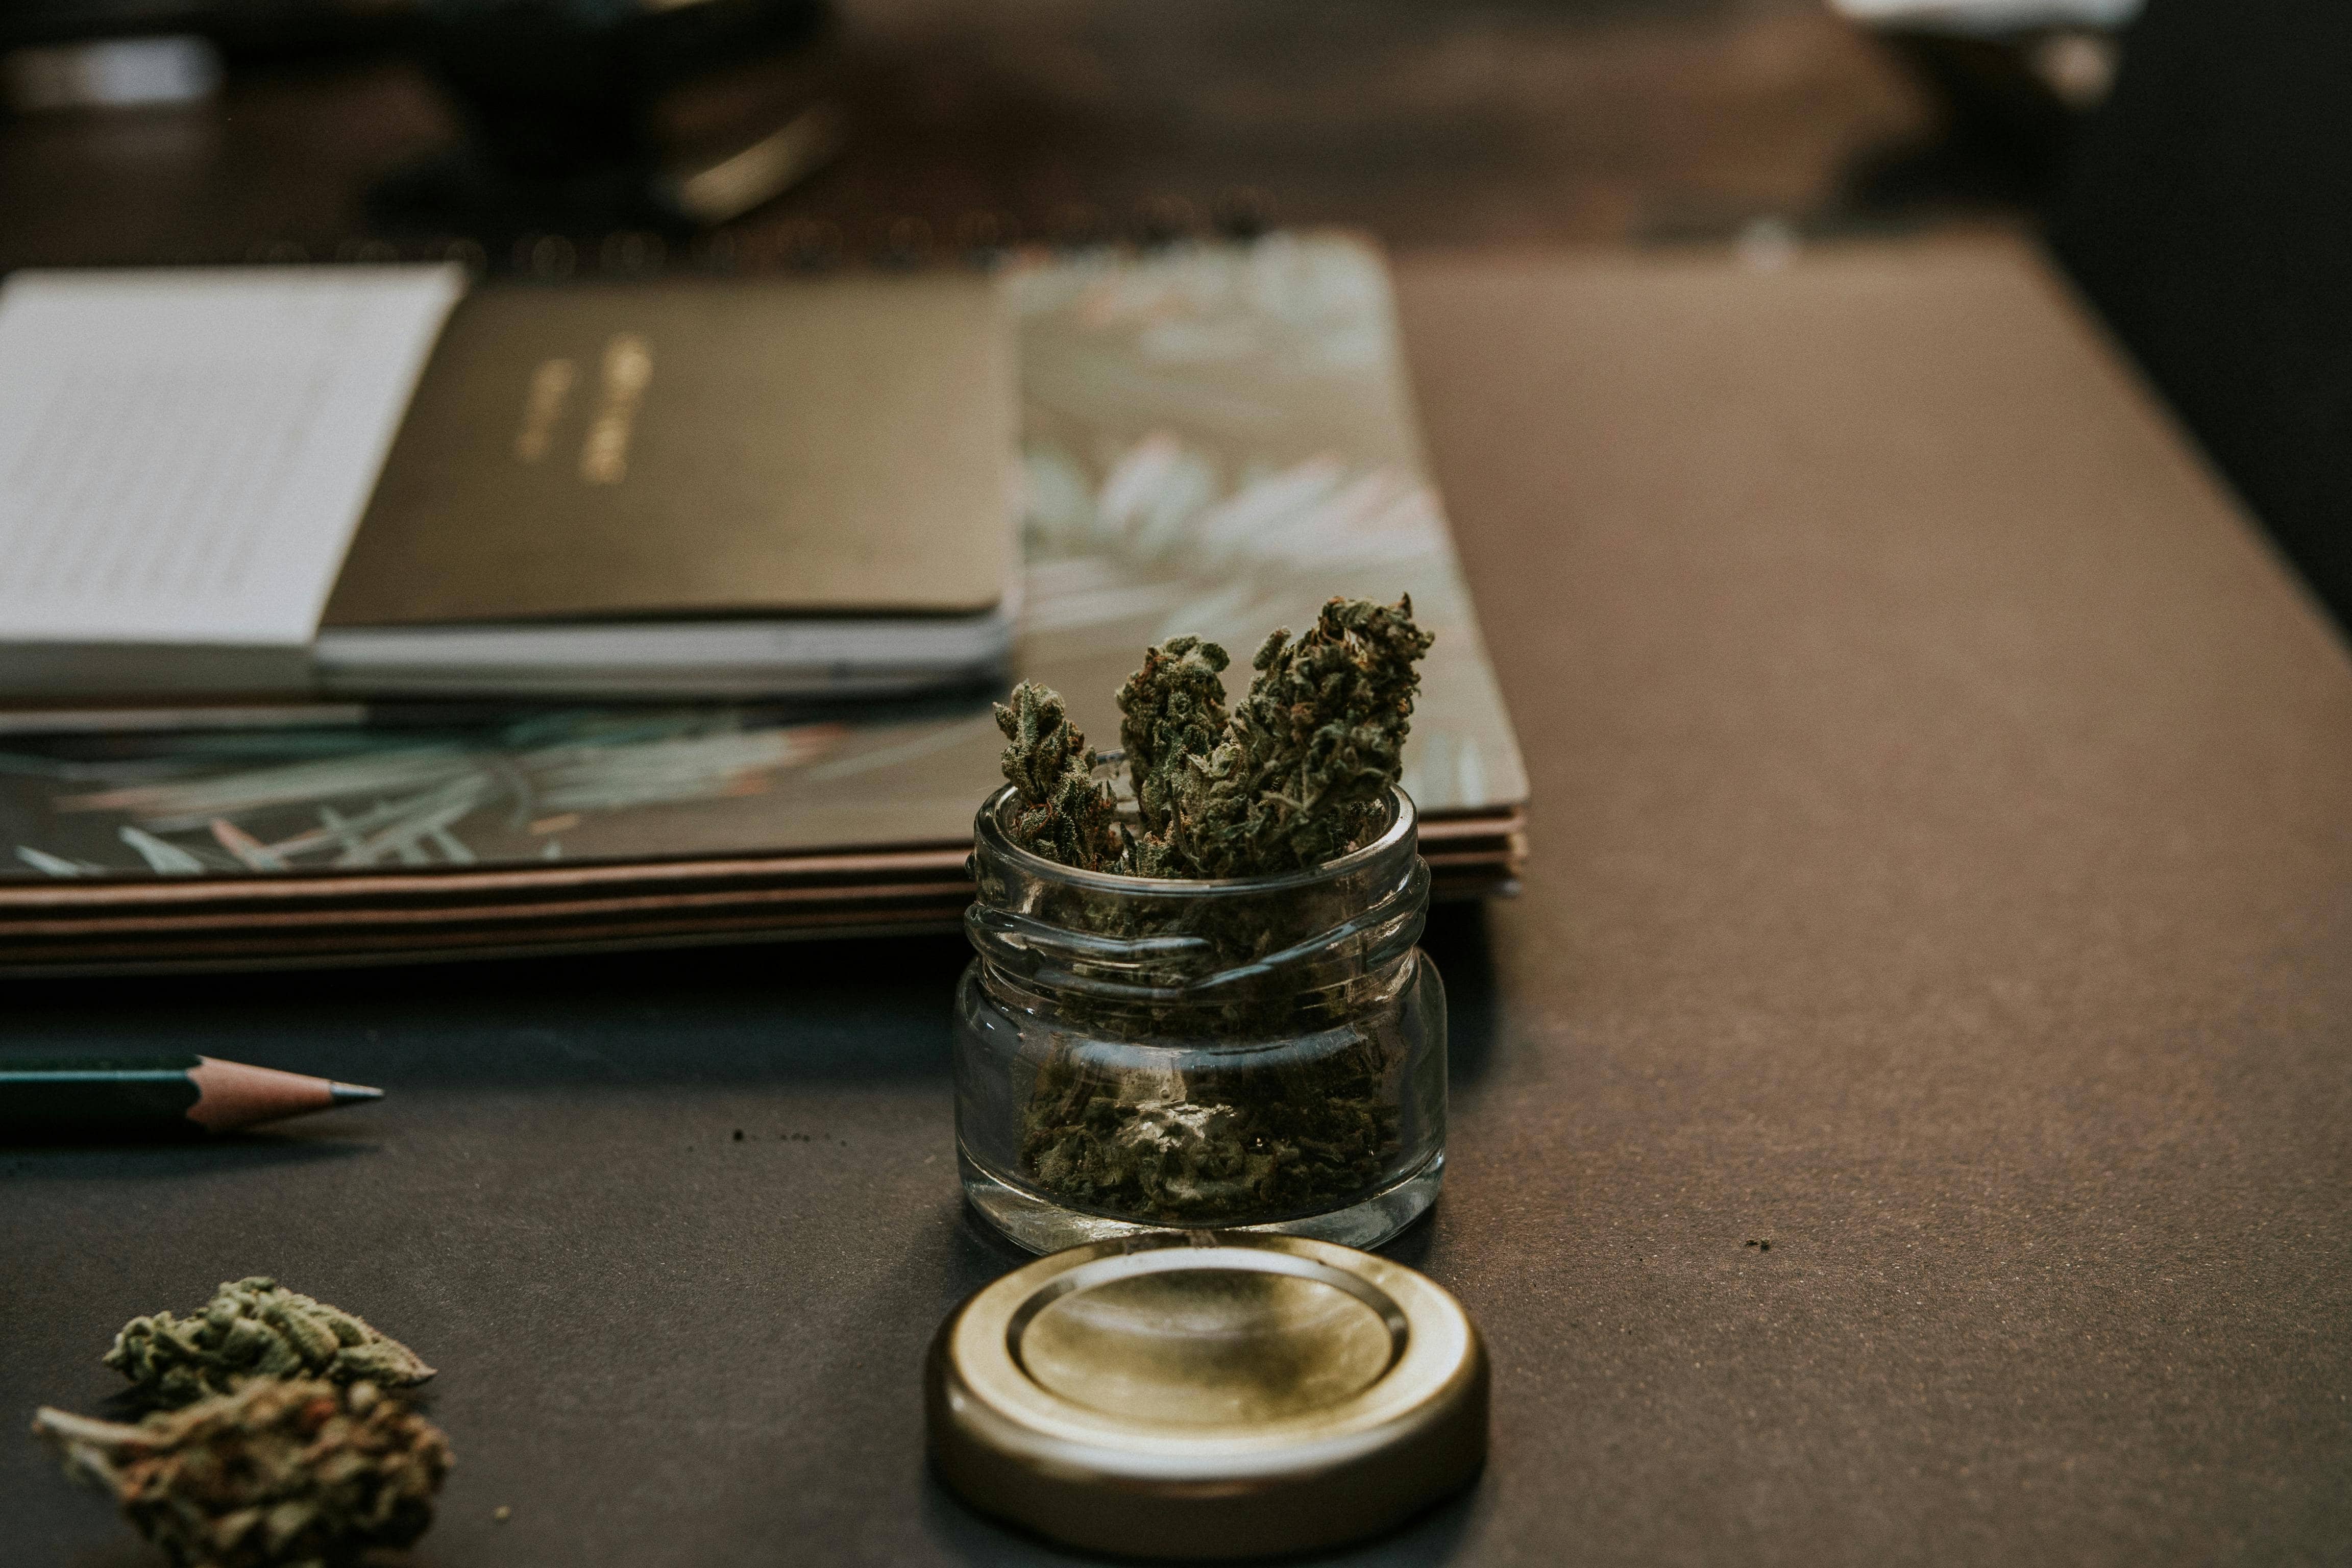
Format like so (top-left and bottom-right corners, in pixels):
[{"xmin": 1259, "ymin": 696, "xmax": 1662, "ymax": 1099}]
[{"xmin": 960, "ymin": 596, "xmax": 1448, "ymax": 1251}]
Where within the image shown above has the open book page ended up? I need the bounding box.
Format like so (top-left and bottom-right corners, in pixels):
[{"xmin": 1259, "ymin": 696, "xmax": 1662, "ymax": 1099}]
[{"xmin": 0, "ymin": 265, "xmax": 464, "ymax": 646}]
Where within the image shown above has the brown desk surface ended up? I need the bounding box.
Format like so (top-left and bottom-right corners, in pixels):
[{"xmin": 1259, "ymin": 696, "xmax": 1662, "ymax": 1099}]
[{"xmin": 7, "ymin": 236, "xmax": 2349, "ymax": 1566}]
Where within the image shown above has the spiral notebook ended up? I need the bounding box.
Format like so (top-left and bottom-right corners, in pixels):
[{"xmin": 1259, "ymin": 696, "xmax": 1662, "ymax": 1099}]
[{"xmin": 0, "ymin": 234, "xmax": 1529, "ymax": 972}]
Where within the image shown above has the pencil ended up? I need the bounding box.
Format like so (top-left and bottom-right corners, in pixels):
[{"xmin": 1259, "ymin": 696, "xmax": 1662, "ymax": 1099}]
[{"xmin": 0, "ymin": 1055, "xmax": 383, "ymax": 1137}]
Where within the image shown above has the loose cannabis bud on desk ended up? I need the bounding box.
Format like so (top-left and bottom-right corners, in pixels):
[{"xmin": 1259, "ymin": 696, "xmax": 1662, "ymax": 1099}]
[
  {"xmin": 990, "ymin": 596, "xmax": 1431, "ymax": 1226},
  {"xmin": 107, "ymin": 1277, "xmax": 434, "ymax": 1408},
  {"xmin": 33, "ymin": 1378, "xmax": 450, "ymax": 1568}
]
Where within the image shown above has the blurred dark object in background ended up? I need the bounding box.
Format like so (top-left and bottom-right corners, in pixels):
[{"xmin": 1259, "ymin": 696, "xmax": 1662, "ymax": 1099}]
[
  {"xmin": 1, "ymin": 1, "xmax": 837, "ymax": 236},
  {"xmin": 0, "ymin": 1, "xmax": 400, "ymax": 114},
  {"xmin": 0, "ymin": 1, "xmax": 412, "ymax": 60},
  {"xmin": 0, "ymin": 1, "xmax": 1938, "ymax": 268},
  {"xmin": 2050, "ymin": 0, "xmax": 2352, "ymax": 634},
  {"xmin": 382, "ymin": 0, "xmax": 835, "ymax": 237},
  {"xmin": 1835, "ymin": 0, "xmax": 2133, "ymax": 211},
  {"xmin": 1857, "ymin": 29, "xmax": 2111, "ymax": 204}
]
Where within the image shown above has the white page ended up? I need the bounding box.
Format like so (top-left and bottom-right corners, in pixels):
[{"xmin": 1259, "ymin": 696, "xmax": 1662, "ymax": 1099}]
[{"xmin": 0, "ymin": 265, "xmax": 465, "ymax": 646}]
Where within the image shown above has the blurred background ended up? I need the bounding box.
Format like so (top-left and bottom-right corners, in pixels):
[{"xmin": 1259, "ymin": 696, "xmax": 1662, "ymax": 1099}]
[
  {"xmin": 0, "ymin": 0, "xmax": 2114, "ymax": 257},
  {"xmin": 2, "ymin": 0, "xmax": 2343, "ymax": 629}
]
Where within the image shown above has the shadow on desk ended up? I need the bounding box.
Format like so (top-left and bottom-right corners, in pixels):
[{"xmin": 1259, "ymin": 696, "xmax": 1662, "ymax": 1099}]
[
  {"xmin": 2, "ymin": 1134, "xmax": 370, "ymax": 1183},
  {"xmin": 5, "ymin": 930, "xmax": 977, "ymax": 1088},
  {"xmin": 919, "ymin": 1481, "xmax": 1484, "ymax": 1567},
  {"xmin": 2, "ymin": 903, "xmax": 1502, "ymax": 1094}
]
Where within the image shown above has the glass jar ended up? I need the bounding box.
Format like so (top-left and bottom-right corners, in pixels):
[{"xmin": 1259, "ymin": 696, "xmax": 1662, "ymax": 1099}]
[{"xmin": 953, "ymin": 784, "xmax": 1446, "ymax": 1253}]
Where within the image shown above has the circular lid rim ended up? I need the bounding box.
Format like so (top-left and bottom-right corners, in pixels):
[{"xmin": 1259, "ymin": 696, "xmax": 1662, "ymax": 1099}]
[{"xmin": 935, "ymin": 1233, "xmax": 1482, "ymax": 1476}]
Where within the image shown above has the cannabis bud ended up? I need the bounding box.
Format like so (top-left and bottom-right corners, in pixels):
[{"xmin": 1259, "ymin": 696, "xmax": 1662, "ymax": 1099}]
[
  {"xmin": 993, "ymin": 679, "xmax": 1129, "ymax": 872},
  {"xmin": 32, "ymin": 1378, "xmax": 451, "ymax": 1568},
  {"xmin": 1209, "ymin": 594, "xmax": 1434, "ymax": 875},
  {"xmin": 1008, "ymin": 595, "xmax": 1432, "ymax": 879},
  {"xmin": 1021, "ymin": 1034, "xmax": 1399, "ymax": 1223},
  {"xmin": 986, "ymin": 596, "xmax": 1435, "ymax": 1227},
  {"xmin": 1115, "ymin": 633, "xmax": 1231, "ymax": 860},
  {"xmin": 106, "ymin": 1277, "xmax": 434, "ymax": 1408}
]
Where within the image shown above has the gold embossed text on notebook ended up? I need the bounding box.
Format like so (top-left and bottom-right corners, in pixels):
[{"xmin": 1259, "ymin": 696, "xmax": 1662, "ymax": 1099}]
[{"xmin": 324, "ymin": 273, "xmax": 1015, "ymax": 628}]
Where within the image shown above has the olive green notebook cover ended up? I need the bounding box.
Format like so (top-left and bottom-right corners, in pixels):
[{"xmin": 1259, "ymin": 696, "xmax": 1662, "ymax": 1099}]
[{"xmin": 325, "ymin": 274, "xmax": 1015, "ymax": 628}]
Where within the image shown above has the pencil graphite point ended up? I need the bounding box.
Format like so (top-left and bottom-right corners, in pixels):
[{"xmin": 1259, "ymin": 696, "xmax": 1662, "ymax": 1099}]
[{"xmin": 184, "ymin": 1058, "xmax": 385, "ymax": 1133}]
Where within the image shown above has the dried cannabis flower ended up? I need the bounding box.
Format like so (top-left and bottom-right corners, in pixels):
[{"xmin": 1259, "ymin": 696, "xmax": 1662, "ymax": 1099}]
[
  {"xmin": 1011, "ymin": 596, "xmax": 1430, "ymax": 879},
  {"xmin": 33, "ymin": 1378, "xmax": 451, "ymax": 1568},
  {"xmin": 1020, "ymin": 1033, "xmax": 1400, "ymax": 1224},
  {"xmin": 994, "ymin": 679, "xmax": 1128, "ymax": 873},
  {"xmin": 107, "ymin": 1278, "xmax": 434, "ymax": 1408},
  {"xmin": 988, "ymin": 596, "xmax": 1435, "ymax": 1226},
  {"xmin": 1114, "ymin": 633, "xmax": 1232, "ymax": 873},
  {"xmin": 1205, "ymin": 595, "xmax": 1433, "ymax": 875}
]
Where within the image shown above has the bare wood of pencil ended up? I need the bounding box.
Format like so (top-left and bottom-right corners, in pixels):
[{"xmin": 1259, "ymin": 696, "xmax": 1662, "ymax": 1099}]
[{"xmin": 0, "ymin": 1055, "xmax": 383, "ymax": 1137}]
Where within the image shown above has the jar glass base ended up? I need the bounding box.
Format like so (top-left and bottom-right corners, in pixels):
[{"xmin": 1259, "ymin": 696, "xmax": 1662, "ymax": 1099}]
[{"xmin": 958, "ymin": 1146, "xmax": 1444, "ymax": 1255}]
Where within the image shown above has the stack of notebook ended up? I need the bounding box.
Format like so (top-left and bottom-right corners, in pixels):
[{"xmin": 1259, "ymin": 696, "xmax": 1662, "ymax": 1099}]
[{"xmin": 0, "ymin": 235, "xmax": 1527, "ymax": 972}]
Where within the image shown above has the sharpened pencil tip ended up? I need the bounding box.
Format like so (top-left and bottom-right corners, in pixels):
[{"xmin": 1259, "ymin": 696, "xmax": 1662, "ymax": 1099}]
[{"xmin": 329, "ymin": 1083, "xmax": 385, "ymax": 1106}]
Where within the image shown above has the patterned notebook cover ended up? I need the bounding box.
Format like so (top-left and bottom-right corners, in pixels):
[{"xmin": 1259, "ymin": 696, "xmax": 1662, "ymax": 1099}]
[{"xmin": 0, "ymin": 234, "xmax": 1526, "ymax": 884}]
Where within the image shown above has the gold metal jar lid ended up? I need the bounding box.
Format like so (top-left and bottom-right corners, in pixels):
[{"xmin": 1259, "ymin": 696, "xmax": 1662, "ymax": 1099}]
[{"xmin": 926, "ymin": 1231, "xmax": 1488, "ymax": 1560}]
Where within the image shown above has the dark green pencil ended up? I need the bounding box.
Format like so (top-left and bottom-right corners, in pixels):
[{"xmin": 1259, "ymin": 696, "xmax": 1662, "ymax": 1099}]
[{"xmin": 0, "ymin": 1055, "xmax": 383, "ymax": 1137}]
